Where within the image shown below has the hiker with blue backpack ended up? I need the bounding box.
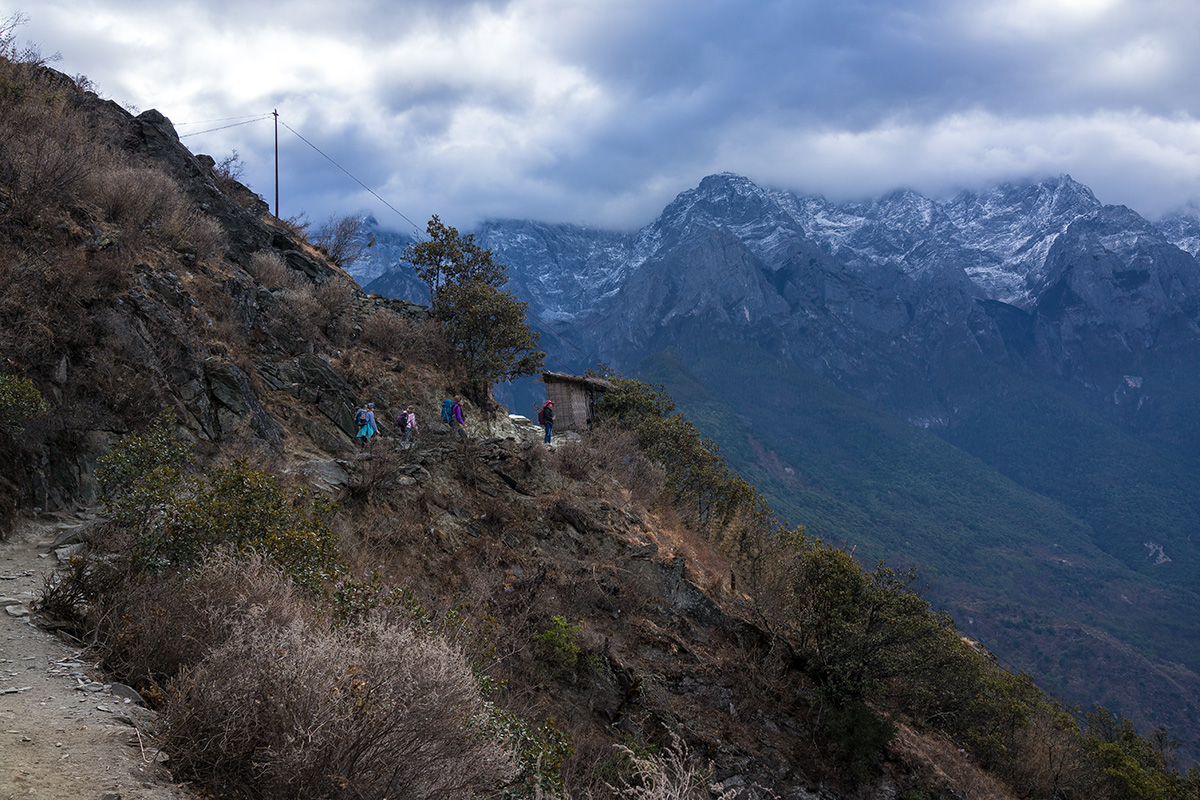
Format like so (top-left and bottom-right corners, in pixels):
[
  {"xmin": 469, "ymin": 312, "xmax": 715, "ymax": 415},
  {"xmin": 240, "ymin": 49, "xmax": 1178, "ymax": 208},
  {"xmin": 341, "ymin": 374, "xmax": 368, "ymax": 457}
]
[
  {"xmin": 442, "ymin": 395, "xmax": 466, "ymax": 440},
  {"xmin": 354, "ymin": 402, "xmax": 379, "ymax": 450}
]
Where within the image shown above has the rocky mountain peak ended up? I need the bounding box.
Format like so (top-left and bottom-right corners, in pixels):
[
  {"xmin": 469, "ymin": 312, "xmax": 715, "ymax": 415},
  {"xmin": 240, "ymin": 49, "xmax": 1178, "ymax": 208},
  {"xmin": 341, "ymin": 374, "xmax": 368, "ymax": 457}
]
[{"xmin": 654, "ymin": 172, "xmax": 787, "ymax": 235}]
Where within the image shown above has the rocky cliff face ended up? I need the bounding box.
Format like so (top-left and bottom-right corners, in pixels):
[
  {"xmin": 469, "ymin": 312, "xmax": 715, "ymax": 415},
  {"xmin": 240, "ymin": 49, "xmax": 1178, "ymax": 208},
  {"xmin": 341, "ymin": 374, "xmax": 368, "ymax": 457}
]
[{"xmin": 0, "ymin": 76, "xmax": 428, "ymax": 518}]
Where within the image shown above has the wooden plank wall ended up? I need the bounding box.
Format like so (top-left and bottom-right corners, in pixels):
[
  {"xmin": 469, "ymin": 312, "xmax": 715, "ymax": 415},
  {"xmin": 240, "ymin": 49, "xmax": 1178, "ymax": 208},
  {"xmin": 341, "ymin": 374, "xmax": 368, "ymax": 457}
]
[{"xmin": 544, "ymin": 382, "xmax": 588, "ymax": 430}]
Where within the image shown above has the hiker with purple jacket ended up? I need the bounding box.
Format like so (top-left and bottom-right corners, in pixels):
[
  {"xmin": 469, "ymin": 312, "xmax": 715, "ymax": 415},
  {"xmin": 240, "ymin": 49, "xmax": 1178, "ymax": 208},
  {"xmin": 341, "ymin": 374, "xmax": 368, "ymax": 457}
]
[{"xmin": 451, "ymin": 395, "xmax": 466, "ymax": 440}]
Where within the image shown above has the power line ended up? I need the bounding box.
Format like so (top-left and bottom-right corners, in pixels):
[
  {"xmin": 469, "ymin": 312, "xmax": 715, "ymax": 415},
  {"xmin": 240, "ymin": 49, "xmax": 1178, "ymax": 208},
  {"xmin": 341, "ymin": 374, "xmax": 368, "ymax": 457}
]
[
  {"xmin": 278, "ymin": 118, "xmax": 424, "ymax": 239},
  {"xmin": 184, "ymin": 113, "xmax": 577, "ymax": 370},
  {"xmin": 177, "ymin": 111, "xmax": 425, "ymax": 240},
  {"xmin": 178, "ymin": 115, "xmax": 272, "ymax": 138},
  {"xmin": 176, "ymin": 113, "xmax": 271, "ymax": 126}
]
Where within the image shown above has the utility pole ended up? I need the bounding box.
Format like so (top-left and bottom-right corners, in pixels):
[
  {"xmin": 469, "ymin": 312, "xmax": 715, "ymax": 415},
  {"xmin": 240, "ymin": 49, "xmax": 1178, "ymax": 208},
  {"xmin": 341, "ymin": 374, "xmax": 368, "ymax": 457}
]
[{"xmin": 273, "ymin": 109, "xmax": 279, "ymax": 218}]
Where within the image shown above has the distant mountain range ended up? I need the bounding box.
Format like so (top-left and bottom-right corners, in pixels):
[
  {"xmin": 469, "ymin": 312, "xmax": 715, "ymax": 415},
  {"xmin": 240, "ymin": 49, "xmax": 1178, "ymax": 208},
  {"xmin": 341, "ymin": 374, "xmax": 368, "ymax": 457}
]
[{"xmin": 356, "ymin": 174, "xmax": 1200, "ymax": 762}]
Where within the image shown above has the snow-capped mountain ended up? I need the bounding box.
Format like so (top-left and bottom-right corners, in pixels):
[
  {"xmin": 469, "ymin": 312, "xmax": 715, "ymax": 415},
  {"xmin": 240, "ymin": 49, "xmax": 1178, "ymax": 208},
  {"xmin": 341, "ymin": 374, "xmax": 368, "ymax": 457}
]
[
  {"xmin": 942, "ymin": 175, "xmax": 1102, "ymax": 305},
  {"xmin": 1155, "ymin": 204, "xmax": 1200, "ymax": 260},
  {"xmin": 485, "ymin": 174, "xmax": 1200, "ymax": 406},
  {"xmin": 359, "ymin": 171, "xmax": 1200, "ymax": 427},
  {"xmin": 473, "ymin": 220, "xmax": 638, "ymax": 323},
  {"xmin": 354, "ymin": 173, "xmax": 1200, "ymax": 761}
]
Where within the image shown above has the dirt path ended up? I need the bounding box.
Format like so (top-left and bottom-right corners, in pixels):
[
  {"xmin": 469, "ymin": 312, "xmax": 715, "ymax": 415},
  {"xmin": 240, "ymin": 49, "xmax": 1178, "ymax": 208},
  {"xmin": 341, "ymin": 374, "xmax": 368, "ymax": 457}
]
[{"xmin": 0, "ymin": 514, "xmax": 195, "ymax": 800}]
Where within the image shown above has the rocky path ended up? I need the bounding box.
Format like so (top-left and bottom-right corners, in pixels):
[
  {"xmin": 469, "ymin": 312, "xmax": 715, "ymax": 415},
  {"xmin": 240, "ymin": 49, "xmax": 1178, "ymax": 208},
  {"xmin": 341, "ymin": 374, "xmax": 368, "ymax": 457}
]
[{"xmin": 0, "ymin": 514, "xmax": 194, "ymax": 800}]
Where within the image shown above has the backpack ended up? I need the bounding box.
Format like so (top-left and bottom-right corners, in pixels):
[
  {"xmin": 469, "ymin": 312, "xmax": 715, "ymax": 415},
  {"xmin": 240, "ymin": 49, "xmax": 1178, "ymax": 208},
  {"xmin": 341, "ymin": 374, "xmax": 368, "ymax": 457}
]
[
  {"xmin": 537, "ymin": 404, "xmax": 547, "ymax": 424},
  {"xmin": 441, "ymin": 398, "xmax": 454, "ymax": 424},
  {"xmin": 354, "ymin": 407, "xmax": 367, "ymax": 426}
]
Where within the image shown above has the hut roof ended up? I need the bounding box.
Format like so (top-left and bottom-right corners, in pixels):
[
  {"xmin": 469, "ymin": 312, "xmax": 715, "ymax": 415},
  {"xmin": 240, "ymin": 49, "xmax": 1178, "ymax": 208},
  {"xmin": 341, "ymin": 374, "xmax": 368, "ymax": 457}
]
[{"xmin": 541, "ymin": 372, "xmax": 613, "ymax": 392}]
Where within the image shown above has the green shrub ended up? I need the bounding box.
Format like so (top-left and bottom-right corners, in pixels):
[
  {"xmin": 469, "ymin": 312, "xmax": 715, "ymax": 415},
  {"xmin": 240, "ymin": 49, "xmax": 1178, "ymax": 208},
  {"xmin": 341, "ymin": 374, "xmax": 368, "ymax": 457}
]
[
  {"xmin": 485, "ymin": 710, "xmax": 574, "ymax": 800},
  {"xmin": 330, "ymin": 568, "xmax": 431, "ymax": 627},
  {"xmin": 595, "ymin": 376, "xmax": 756, "ymax": 531},
  {"xmin": 1083, "ymin": 708, "xmax": 1194, "ymax": 800},
  {"xmin": 0, "ymin": 367, "xmax": 46, "ymax": 430},
  {"xmin": 823, "ymin": 702, "xmax": 896, "ymax": 787},
  {"xmin": 534, "ymin": 614, "xmax": 584, "ymax": 677},
  {"xmin": 161, "ymin": 460, "xmax": 340, "ymax": 590},
  {"xmin": 98, "ymin": 414, "xmax": 340, "ymax": 589},
  {"xmin": 96, "ymin": 409, "xmax": 193, "ymax": 524}
]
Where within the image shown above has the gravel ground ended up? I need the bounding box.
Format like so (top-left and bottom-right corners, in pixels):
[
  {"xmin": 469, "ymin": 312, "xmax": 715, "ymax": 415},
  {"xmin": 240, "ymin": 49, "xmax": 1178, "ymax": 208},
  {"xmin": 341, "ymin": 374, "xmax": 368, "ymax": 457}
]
[{"xmin": 0, "ymin": 514, "xmax": 195, "ymax": 800}]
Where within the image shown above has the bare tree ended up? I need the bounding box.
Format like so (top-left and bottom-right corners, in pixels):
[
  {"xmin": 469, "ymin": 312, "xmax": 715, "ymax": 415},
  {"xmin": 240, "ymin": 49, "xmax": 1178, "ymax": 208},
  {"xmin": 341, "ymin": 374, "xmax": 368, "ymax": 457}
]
[
  {"xmin": 0, "ymin": 12, "xmax": 58, "ymax": 65},
  {"xmin": 314, "ymin": 214, "xmax": 368, "ymax": 267}
]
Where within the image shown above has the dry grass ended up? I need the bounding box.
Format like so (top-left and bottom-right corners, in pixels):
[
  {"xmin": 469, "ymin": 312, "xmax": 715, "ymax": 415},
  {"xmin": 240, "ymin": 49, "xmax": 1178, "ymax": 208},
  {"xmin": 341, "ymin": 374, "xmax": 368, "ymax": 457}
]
[
  {"xmin": 248, "ymin": 250, "xmax": 304, "ymax": 290},
  {"xmin": 600, "ymin": 736, "xmax": 740, "ymax": 800},
  {"xmin": 280, "ymin": 285, "xmax": 325, "ymax": 341},
  {"xmin": 62, "ymin": 539, "xmax": 518, "ymax": 800},
  {"xmin": 890, "ymin": 723, "xmax": 1018, "ymax": 800},
  {"xmin": 87, "ymin": 166, "xmax": 180, "ymax": 229},
  {"xmin": 336, "ymin": 500, "xmax": 428, "ymax": 567},
  {"xmin": 88, "ymin": 548, "xmax": 307, "ymax": 692},
  {"xmin": 359, "ymin": 308, "xmax": 450, "ymax": 366},
  {"xmin": 315, "ymin": 277, "xmax": 358, "ymax": 345},
  {"xmin": 180, "ymin": 211, "xmax": 227, "ymax": 263},
  {"xmin": 551, "ymin": 427, "xmax": 642, "ymax": 484},
  {"xmin": 343, "ymin": 446, "xmax": 417, "ymax": 504},
  {"xmin": 0, "ymin": 59, "xmax": 111, "ymax": 231}
]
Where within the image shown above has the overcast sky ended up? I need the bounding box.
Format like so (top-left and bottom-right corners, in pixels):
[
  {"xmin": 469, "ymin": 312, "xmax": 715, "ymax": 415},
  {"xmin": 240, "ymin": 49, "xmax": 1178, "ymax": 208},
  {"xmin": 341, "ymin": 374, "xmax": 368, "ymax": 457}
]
[{"xmin": 14, "ymin": 0, "xmax": 1200, "ymax": 234}]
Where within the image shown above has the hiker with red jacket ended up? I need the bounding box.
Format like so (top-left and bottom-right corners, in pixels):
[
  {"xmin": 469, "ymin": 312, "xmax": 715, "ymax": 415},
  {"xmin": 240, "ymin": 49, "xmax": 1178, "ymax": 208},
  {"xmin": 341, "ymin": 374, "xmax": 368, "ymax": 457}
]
[{"xmin": 537, "ymin": 400, "xmax": 555, "ymax": 444}]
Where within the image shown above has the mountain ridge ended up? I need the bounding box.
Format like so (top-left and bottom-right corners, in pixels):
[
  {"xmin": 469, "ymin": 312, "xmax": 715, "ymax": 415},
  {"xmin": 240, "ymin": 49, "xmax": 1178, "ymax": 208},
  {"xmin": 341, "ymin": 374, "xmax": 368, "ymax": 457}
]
[{"xmin": 360, "ymin": 171, "xmax": 1200, "ymax": 762}]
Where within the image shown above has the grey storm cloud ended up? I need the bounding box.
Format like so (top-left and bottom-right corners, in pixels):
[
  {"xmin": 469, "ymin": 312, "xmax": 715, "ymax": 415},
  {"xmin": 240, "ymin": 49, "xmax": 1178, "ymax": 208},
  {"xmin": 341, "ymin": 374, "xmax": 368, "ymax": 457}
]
[{"xmin": 16, "ymin": 0, "xmax": 1200, "ymax": 231}]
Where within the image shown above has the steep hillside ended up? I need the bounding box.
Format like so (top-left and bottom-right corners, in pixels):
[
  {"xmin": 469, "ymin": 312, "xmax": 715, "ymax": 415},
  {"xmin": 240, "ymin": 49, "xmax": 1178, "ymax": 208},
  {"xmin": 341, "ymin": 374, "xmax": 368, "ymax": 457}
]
[{"xmin": 361, "ymin": 172, "xmax": 1200, "ymax": 764}]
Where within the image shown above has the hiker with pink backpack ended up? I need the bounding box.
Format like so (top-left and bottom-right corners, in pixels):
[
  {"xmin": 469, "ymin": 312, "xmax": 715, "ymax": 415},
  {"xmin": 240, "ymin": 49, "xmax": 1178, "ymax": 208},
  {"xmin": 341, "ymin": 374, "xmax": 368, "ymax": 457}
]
[{"xmin": 396, "ymin": 405, "xmax": 418, "ymax": 448}]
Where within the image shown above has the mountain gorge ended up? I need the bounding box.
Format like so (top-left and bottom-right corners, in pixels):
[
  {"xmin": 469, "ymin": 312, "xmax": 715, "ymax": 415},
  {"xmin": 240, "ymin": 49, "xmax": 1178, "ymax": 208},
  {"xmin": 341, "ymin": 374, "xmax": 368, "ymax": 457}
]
[{"xmin": 364, "ymin": 172, "xmax": 1200, "ymax": 762}]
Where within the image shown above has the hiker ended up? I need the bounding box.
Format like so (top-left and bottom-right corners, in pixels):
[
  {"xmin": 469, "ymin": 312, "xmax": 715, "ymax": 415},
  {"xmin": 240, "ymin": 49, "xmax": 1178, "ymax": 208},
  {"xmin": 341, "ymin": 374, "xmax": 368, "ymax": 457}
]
[
  {"xmin": 355, "ymin": 402, "xmax": 379, "ymax": 450},
  {"xmin": 450, "ymin": 395, "xmax": 466, "ymax": 440},
  {"xmin": 537, "ymin": 400, "xmax": 555, "ymax": 444},
  {"xmin": 398, "ymin": 405, "xmax": 417, "ymax": 447}
]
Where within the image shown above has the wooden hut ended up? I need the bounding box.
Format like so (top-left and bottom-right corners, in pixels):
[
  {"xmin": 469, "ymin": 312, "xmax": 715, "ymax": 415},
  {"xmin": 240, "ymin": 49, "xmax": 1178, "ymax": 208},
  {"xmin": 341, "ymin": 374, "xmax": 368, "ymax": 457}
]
[{"xmin": 541, "ymin": 372, "xmax": 612, "ymax": 431}]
